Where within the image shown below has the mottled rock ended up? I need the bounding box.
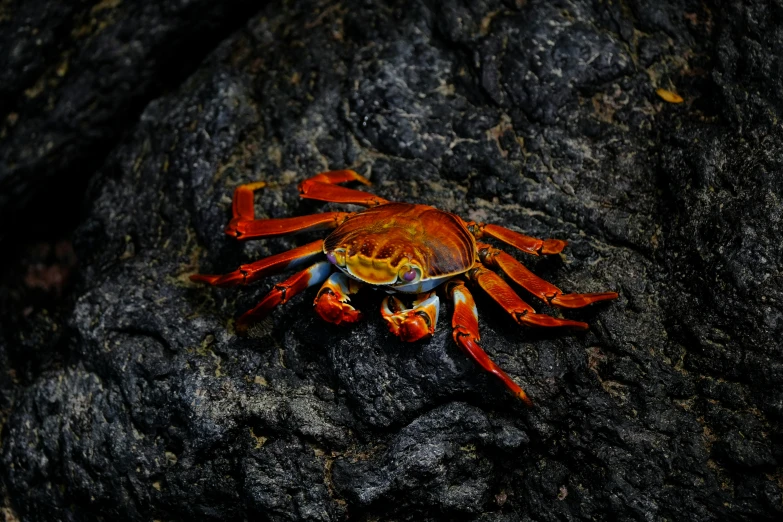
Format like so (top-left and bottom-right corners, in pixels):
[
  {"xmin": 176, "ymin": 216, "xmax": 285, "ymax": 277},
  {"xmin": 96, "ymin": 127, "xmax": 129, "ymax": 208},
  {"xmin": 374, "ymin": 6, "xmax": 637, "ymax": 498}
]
[{"xmin": 333, "ymin": 403, "xmax": 497, "ymax": 515}]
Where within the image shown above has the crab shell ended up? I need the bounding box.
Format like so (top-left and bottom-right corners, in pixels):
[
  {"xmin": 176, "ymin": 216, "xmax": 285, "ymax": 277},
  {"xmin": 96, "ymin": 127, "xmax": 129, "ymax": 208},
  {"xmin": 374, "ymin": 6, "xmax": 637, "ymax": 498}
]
[{"xmin": 323, "ymin": 203, "xmax": 476, "ymax": 293}]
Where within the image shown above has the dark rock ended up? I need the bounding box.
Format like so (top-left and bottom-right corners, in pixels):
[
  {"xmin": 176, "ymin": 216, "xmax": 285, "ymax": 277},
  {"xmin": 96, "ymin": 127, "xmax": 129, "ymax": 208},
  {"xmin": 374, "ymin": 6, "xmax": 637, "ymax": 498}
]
[
  {"xmin": 332, "ymin": 403, "xmax": 497, "ymax": 516},
  {"xmin": 0, "ymin": 0, "xmax": 263, "ymax": 241},
  {"xmin": 2, "ymin": 0, "xmax": 783, "ymax": 521},
  {"xmin": 243, "ymin": 437, "xmax": 345, "ymax": 521}
]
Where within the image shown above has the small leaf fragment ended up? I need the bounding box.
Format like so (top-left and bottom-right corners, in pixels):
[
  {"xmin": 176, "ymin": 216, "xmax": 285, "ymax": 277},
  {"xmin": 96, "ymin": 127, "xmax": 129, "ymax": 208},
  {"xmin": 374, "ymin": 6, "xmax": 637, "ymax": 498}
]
[{"xmin": 656, "ymin": 88, "xmax": 684, "ymax": 103}]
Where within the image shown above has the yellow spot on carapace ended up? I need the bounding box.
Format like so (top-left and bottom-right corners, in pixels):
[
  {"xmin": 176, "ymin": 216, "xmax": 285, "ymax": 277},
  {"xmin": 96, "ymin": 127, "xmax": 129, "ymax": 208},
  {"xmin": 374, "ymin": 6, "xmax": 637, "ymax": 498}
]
[{"xmin": 345, "ymin": 254, "xmax": 404, "ymax": 284}]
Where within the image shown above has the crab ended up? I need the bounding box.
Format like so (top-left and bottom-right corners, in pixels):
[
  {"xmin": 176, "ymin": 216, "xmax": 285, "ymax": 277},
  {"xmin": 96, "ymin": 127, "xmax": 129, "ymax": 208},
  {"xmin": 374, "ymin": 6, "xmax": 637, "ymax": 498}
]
[{"xmin": 191, "ymin": 170, "xmax": 618, "ymax": 406}]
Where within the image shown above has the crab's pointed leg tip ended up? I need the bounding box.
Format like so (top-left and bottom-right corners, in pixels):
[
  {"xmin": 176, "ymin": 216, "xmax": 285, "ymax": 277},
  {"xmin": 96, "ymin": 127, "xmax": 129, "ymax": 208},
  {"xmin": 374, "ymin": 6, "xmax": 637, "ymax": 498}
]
[
  {"xmin": 246, "ymin": 181, "xmax": 267, "ymax": 191},
  {"xmin": 541, "ymin": 239, "xmax": 567, "ymax": 254},
  {"xmin": 190, "ymin": 274, "xmax": 217, "ymax": 285},
  {"xmin": 353, "ymin": 172, "xmax": 372, "ymax": 185},
  {"xmin": 587, "ymin": 291, "xmax": 620, "ymax": 302},
  {"xmin": 550, "ymin": 291, "xmax": 619, "ymax": 308},
  {"xmin": 518, "ymin": 392, "xmax": 534, "ymax": 408}
]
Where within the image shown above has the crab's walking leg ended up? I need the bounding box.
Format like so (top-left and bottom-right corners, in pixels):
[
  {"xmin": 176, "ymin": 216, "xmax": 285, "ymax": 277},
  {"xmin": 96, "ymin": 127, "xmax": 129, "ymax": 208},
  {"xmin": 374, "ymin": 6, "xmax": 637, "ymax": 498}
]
[
  {"xmin": 314, "ymin": 272, "xmax": 364, "ymax": 325},
  {"xmin": 446, "ymin": 279, "xmax": 533, "ymax": 406},
  {"xmin": 381, "ymin": 291, "xmax": 440, "ymax": 342},
  {"xmin": 465, "ymin": 221, "xmax": 567, "ymax": 256},
  {"xmin": 225, "ymin": 180, "xmax": 354, "ymax": 239},
  {"xmin": 477, "ymin": 243, "xmax": 619, "ymax": 308},
  {"xmin": 227, "ymin": 212, "xmax": 354, "ymax": 240},
  {"xmin": 190, "ymin": 240, "xmax": 325, "ymax": 287},
  {"xmin": 235, "ymin": 261, "xmax": 333, "ymax": 332},
  {"xmin": 298, "ymin": 170, "xmax": 389, "ymax": 207},
  {"xmin": 468, "ymin": 265, "xmax": 589, "ymax": 329},
  {"xmin": 231, "ymin": 181, "xmax": 267, "ymax": 222}
]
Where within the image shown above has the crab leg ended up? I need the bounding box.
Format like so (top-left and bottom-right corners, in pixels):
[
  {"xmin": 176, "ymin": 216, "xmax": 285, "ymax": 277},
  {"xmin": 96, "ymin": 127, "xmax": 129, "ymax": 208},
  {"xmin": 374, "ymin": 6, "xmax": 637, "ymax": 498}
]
[
  {"xmin": 226, "ymin": 212, "xmax": 353, "ymax": 240},
  {"xmin": 235, "ymin": 261, "xmax": 333, "ymax": 332},
  {"xmin": 298, "ymin": 170, "xmax": 389, "ymax": 207},
  {"xmin": 465, "ymin": 221, "xmax": 567, "ymax": 256},
  {"xmin": 446, "ymin": 279, "xmax": 533, "ymax": 406},
  {"xmin": 190, "ymin": 240, "xmax": 325, "ymax": 287},
  {"xmin": 223, "ymin": 179, "xmax": 354, "ymax": 239},
  {"xmin": 230, "ymin": 181, "xmax": 268, "ymax": 222},
  {"xmin": 381, "ymin": 291, "xmax": 440, "ymax": 342},
  {"xmin": 477, "ymin": 243, "xmax": 619, "ymax": 308},
  {"xmin": 314, "ymin": 272, "xmax": 364, "ymax": 325},
  {"xmin": 467, "ymin": 265, "xmax": 589, "ymax": 329}
]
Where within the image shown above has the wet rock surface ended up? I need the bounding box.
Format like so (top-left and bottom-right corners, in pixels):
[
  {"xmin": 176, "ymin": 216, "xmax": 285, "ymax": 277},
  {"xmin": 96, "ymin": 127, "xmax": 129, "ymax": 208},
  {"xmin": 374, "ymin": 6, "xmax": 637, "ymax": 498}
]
[{"xmin": 2, "ymin": 0, "xmax": 782, "ymax": 520}]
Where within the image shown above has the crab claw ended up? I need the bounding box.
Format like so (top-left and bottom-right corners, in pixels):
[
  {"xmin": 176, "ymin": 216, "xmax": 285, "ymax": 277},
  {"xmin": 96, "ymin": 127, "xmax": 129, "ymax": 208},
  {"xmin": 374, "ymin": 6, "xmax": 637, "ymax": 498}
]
[
  {"xmin": 381, "ymin": 292, "xmax": 440, "ymax": 343},
  {"xmin": 314, "ymin": 273, "xmax": 362, "ymax": 325}
]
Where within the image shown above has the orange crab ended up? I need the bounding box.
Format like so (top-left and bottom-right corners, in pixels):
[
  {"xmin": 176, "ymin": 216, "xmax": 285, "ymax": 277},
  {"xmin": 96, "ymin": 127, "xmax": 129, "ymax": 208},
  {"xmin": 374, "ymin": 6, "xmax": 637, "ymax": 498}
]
[{"xmin": 191, "ymin": 170, "xmax": 618, "ymax": 406}]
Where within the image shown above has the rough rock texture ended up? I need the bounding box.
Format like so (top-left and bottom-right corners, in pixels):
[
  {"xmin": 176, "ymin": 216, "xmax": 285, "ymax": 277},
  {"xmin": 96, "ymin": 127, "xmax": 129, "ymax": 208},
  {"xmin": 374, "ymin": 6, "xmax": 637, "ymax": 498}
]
[
  {"xmin": 0, "ymin": 0, "xmax": 261, "ymax": 241},
  {"xmin": 2, "ymin": 0, "xmax": 783, "ymax": 520}
]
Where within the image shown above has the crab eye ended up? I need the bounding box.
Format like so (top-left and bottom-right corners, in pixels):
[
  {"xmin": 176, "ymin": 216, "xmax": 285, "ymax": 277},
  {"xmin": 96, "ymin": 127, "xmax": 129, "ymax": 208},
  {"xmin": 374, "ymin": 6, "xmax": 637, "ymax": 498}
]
[
  {"xmin": 327, "ymin": 249, "xmax": 346, "ymax": 267},
  {"xmin": 399, "ymin": 265, "xmax": 421, "ymax": 283}
]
